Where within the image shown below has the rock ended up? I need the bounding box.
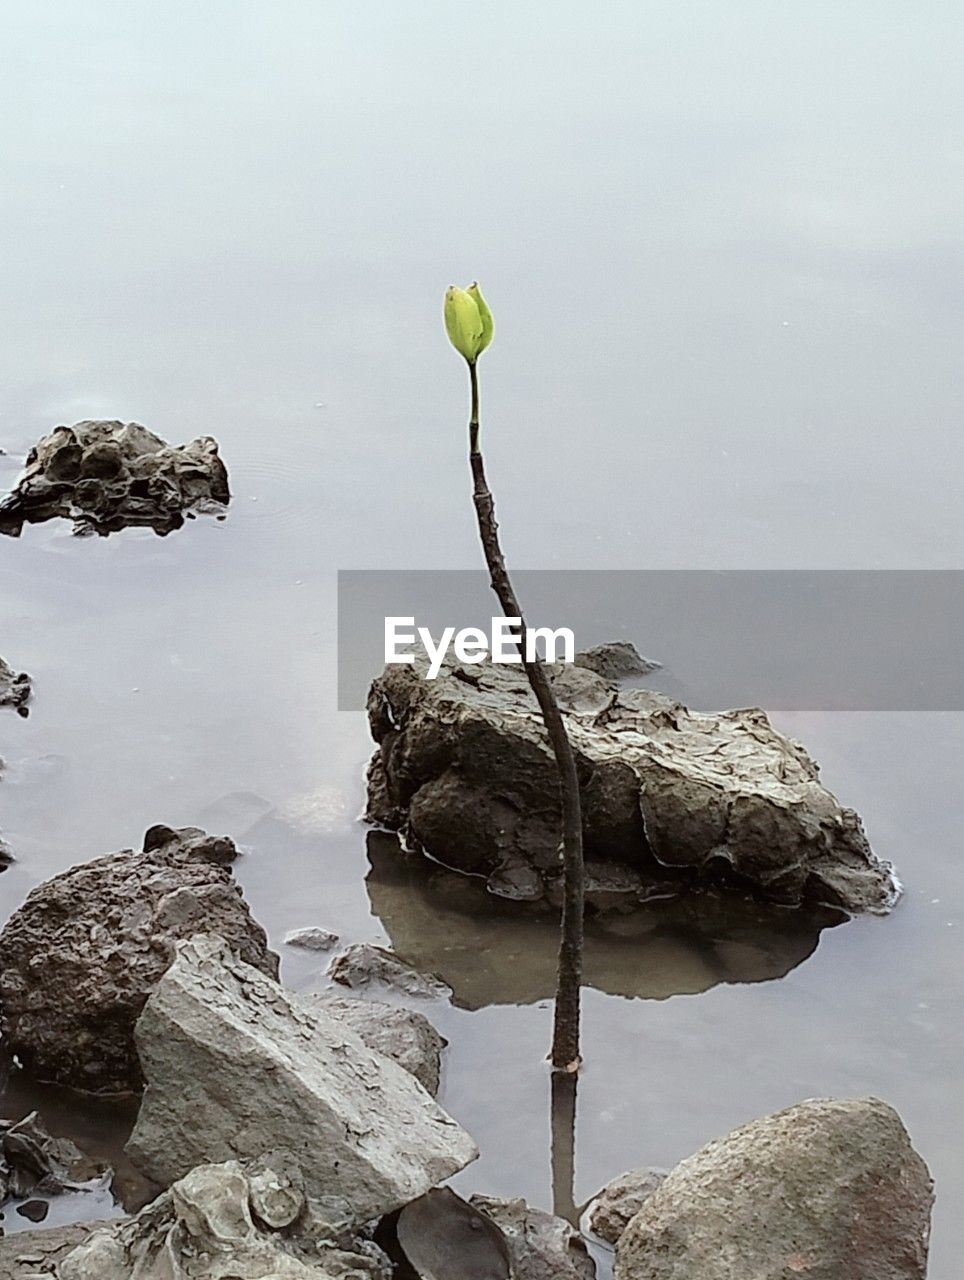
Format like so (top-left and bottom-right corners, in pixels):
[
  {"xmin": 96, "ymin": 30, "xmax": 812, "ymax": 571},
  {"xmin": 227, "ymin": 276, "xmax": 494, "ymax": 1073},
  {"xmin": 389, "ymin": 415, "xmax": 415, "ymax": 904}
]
[
  {"xmin": 285, "ymin": 926, "xmax": 340, "ymax": 952},
  {"xmin": 469, "ymin": 1195, "xmax": 595, "ymax": 1279},
  {"xmin": 57, "ymin": 1159, "xmax": 393, "ymax": 1280},
  {"xmin": 0, "ymin": 1222, "xmax": 105, "ymax": 1279},
  {"xmin": 305, "ymin": 993, "xmax": 445, "ymax": 1095},
  {"xmin": 366, "ymin": 656, "xmax": 899, "ymax": 915},
  {"xmin": 0, "ymin": 825, "xmax": 277, "ymax": 1092},
  {"xmin": 574, "ymin": 642, "xmax": 661, "ymax": 682},
  {"xmin": 125, "ymin": 935, "xmax": 477, "ymax": 1230},
  {"xmin": 588, "ymin": 1168, "xmax": 666, "ymax": 1245},
  {"xmin": 364, "ymin": 830, "xmax": 842, "ymax": 1008},
  {"xmin": 397, "ymin": 1187, "xmax": 511, "ymax": 1279},
  {"xmin": 0, "ymin": 1112, "xmax": 108, "ymax": 1205},
  {"xmin": 0, "ymin": 420, "xmax": 229, "ymax": 538},
  {"xmin": 614, "ymin": 1097, "xmax": 933, "ymax": 1280},
  {"xmin": 328, "ymin": 943, "xmax": 451, "ymax": 1000},
  {"xmin": 15, "ymin": 1199, "xmax": 48, "ymax": 1222},
  {"xmin": 0, "ymin": 658, "xmax": 31, "ymax": 715}
]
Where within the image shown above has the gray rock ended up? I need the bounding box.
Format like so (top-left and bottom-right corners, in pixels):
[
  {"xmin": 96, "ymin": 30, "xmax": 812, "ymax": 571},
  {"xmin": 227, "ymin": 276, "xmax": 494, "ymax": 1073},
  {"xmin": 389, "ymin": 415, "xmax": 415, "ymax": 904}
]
[
  {"xmin": 0, "ymin": 658, "xmax": 31, "ymax": 714},
  {"xmin": 469, "ymin": 1195, "xmax": 595, "ymax": 1279},
  {"xmin": 0, "ymin": 1111, "xmax": 109, "ymax": 1205},
  {"xmin": 125, "ymin": 935, "xmax": 477, "ymax": 1230},
  {"xmin": 588, "ymin": 1168, "xmax": 666, "ymax": 1245},
  {"xmin": 615, "ymin": 1097, "xmax": 933, "ymax": 1280},
  {"xmin": 0, "ymin": 825, "xmax": 277, "ymax": 1093},
  {"xmin": 574, "ymin": 642, "xmax": 661, "ymax": 682},
  {"xmin": 397, "ymin": 1187, "xmax": 511, "ymax": 1279},
  {"xmin": 305, "ymin": 993, "xmax": 445, "ymax": 1095},
  {"xmin": 366, "ymin": 656, "xmax": 899, "ymax": 915},
  {"xmin": 285, "ymin": 926, "xmax": 340, "ymax": 952},
  {"xmin": 328, "ymin": 943, "xmax": 451, "ymax": 1000},
  {"xmin": 0, "ymin": 420, "xmax": 229, "ymax": 538},
  {"xmin": 0, "ymin": 1223, "xmax": 105, "ymax": 1279},
  {"xmin": 58, "ymin": 1159, "xmax": 392, "ymax": 1279}
]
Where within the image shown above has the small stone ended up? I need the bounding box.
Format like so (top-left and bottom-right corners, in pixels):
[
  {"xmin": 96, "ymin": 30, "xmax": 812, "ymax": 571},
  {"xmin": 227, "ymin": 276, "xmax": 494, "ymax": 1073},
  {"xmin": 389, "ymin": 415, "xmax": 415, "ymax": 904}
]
[
  {"xmin": 588, "ymin": 1168, "xmax": 667, "ymax": 1245},
  {"xmin": 284, "ymin": 926, "xmax": 339, "ymax": 952}
]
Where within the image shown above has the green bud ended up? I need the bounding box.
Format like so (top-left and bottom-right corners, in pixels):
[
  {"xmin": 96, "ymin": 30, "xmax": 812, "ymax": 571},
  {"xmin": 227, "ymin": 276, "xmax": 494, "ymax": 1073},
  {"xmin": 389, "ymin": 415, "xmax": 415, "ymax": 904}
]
[
  {"xmin": 444, "ymin": 283, "xmax": 494, "ymax": 362},
  {"xmin": 467, "ymin": 282, "xmax": 494, "ymax": 355}
]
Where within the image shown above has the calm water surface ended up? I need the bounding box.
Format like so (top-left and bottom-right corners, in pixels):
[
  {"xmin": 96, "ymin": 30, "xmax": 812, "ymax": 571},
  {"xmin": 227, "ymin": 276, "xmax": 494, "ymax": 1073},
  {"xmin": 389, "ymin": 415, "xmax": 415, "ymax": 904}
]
[{"xmin": 1, "ymin": 4, "xmax": 963, "ymax": 1275}]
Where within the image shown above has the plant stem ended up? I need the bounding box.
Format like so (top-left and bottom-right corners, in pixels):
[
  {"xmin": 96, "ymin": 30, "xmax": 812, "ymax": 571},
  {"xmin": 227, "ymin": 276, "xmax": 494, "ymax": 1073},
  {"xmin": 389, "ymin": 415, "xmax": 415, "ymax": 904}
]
[{"xmin": 465, "ymin": 359, "xmax": 585, "ymax": 1071}]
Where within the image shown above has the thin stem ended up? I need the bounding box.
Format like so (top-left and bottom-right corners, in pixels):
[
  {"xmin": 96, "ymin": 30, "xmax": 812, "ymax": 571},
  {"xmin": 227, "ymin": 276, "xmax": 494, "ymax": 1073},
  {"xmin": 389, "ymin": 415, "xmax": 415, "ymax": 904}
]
[
  {"xmin": 469, "ymin": 360, "xmax": 480, "ymax": 455},
  {"xmin": 465, "ymin": 359, "xmax": 585, "ymax": 1071}
]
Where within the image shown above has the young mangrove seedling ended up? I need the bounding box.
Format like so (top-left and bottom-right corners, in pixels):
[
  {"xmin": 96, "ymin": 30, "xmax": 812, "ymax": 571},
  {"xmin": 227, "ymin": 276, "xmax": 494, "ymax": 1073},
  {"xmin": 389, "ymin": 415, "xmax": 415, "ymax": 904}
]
[{"xmin": 443, "ymin": 281, "xmax": 585, "ymax": 1073}]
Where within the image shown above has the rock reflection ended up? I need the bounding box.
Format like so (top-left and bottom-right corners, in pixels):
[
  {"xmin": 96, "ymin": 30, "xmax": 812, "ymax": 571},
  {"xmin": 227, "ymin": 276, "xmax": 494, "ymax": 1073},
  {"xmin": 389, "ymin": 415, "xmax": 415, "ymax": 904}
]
[{"xmin": 364, "ymin": 832, "xmax": 845, "ymax": 1009}]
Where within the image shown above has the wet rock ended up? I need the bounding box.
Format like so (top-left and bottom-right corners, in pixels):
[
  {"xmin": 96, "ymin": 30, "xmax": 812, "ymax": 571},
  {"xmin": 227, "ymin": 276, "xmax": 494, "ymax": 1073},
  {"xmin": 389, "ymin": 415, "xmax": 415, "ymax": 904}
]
[
  {"xmin": 0, "ymin": 659, "xmax": 31, "ymax": 715},
  {"xmin": 615, "ymin": 1097, "xmax": 933, "ymax": 1280},
  {"xmin": 469, "ymin": 1194, "xmax": 595, "ymax": 1279},
  {"xmin": 574, "ymin": 642, "xmax": 661, "ymax": 682},
  {"xmin": 285, "ymin": 926, "xmax": 340, "ymax": 952},
  {"xmin": 397, "ymin": 1187, "xmax": 511, "ymax": 1279},
  {"xmin": 125, "ymin": 935, "xmax": 477, "ymax": 1229},
  {"xmin": 367, "ymin": 656, "xmax": 900, "ymax": 915},
  {"xmin": 588, "ymin": 1168, "xmax": 666, "ymax": 1245},
  {"xmin": 15, "ymin": 1199, "xmax": 48, "ymax": 1222},
  {"xmin": 0, "ymin": 825, "xmax": 277, "ymax": 1093},
  {"xmin": 306, "ymin": 993, "xmax": 445, "ymax": 1095},
  {"xmin": 0, "ymin": 1112, "xmax": 108, "ymax": 1206},
  {"xmin": 328, "ymin": 943, "xmax": 451, "ymax": 1000},
  {"xmin": 364, "ymin": 830, "xmax": 843, "ymax": 1007},
  {"xmin": 0, "ymin": 420, "xmax": 229, "ymax": 538},
  {"xmin": 57, "ymin": 1159, "xmax": 393, "ymax": 1279},
  {"xmin": 0, "ymin": 1222, "xmax": 104, "ymax": 1279}
]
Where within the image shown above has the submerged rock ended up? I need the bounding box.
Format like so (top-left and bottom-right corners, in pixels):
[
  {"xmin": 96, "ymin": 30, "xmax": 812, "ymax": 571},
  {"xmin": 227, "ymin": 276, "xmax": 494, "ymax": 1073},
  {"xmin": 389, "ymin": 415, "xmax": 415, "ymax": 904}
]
[
  {"xmin": 57, "ymin": 1159, "xmax": 393, "ymax": 1280},
  {"xmin": 588, "ymin": 1168, "xmax": 667, "ymax": 1245},
  {"xmin": 614, "ymin": 1097, "xmax": 933, "ymax": 1280},
  {"xmin": 306, "ymin": 993, "xmax": 445, "ymax": 1095},
  {"xmin": 364, "ymin": 831, "xmax": 844, "ymax": 1007},
  {"xmin": 0, "ymin": 420, "xmax": 229, "ymax": 537},
  {"xmin": 285, "ymin": 925, "xmax": 340, "ymax": 952},
  {"xmin": 0, "ymin": 1111, "xmax": 109, "ymax": 1206},
  {"xmin": 328, "ymin": 943, "xmax": 451, "ymax": 1000},
  {"xmin": 469, "ymin": 1195, "xmax": 596, "ymax": 1280},
  {"xmin": 0, "ymin": 658, "xmax": 31, "ymax": 715},
  {"xmin": 0, "ymin": 825, "xmax": 277, "ymax": 1093},
  {"xmin": 126, "ymin": 935, "xmax": 477, "ymax": 1230},
  {"xmin": 367, "ymin": 656, "xmax": 899, "ymax": 916}
]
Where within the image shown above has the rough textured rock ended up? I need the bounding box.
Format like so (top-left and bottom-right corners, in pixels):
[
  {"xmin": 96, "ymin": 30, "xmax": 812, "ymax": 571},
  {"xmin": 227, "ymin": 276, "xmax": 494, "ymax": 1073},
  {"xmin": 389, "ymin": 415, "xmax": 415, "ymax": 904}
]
[
  {"xmin": 126, "ymin": 935, "xmax": 477, "ymax": 1230},
  {"xmin": 0, "ymin": 420, "xmax": 229, "ymax": 537},
  {"xmin": 306, "ymin": 993, "xmax": 445, "ymax": 1095},
  {"xmin": 0, "ymin": 825, "xmax": 277, "ymax": 1092},
  {"xmin": 57, "ymin": 1160, "xmax": 392, "ymax": 1279},
  {"xmin": 0, "ymin": 1111, "xmax": 109, "ymax": 1205},
  {"xmin": 470, "ymin": 1195, "xmax": 595, "ymax": 1279},
  {"xmin": 328, "ymin": 943, "xmax": 451, "ymax": 1000},
  {"xmin": 574, "ymin": 642, "xmax": 661, "ymax": 682},
  {"xmin": 615, "ymin": 1097, "xmax": 933, "ymax": 1280},
  {"xmin": 0, "ymin": 1223, "xmax": 105, "ymax": 1279},
  {"xmin": 0, "ymin": 658, "xmax": 31, "ymax": 715},
  {"xmin": 367, "ymin": 656, "xmax": 899, "ymax": 915},
  {"xmin": 285, "ymin": 926, "xmax": 339, "ymax": 952},
  {"xmin": 588, "ymin": 1168, "xmax": 666, "ymax": 1245}
]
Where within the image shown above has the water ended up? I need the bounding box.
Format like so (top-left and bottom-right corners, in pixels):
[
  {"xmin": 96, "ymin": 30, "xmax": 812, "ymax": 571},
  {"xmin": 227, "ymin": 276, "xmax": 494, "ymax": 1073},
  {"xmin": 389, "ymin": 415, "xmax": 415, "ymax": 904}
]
[{"xmin": 1, "ymin": 2, "xmax": 962, "ymax": 1273}]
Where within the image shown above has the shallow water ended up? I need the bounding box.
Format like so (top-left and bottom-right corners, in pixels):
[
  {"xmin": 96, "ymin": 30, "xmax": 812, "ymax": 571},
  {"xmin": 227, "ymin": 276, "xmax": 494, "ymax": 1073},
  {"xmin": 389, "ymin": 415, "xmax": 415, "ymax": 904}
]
[{"xmin": 1, "ymin": 2, "xmax": 963, "ymax": 1274}]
